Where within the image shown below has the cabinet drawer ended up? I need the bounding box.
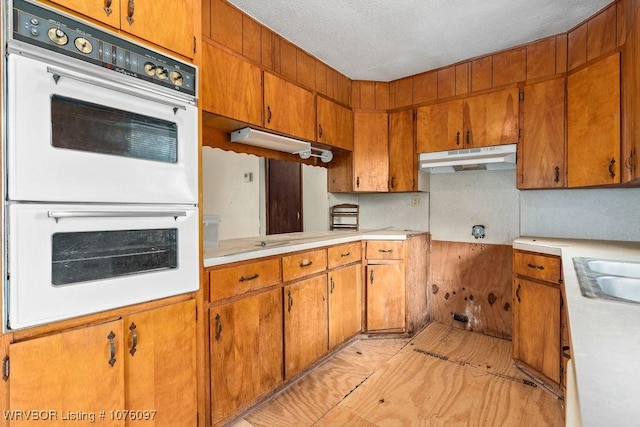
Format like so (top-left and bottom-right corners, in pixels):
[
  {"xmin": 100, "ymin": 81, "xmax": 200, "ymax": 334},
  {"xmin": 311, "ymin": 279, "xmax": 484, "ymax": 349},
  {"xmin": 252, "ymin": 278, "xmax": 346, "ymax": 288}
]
[
  {"xmin": 366, "ymin": 241, "xmax": 405, "ymax": 260},
  {"xmin": 513, "ymin": 250, "xmax": 562, "ymax": 284},
  {"xmin": 209, "ymin": 258, "xmax": 281, "ymax": 302},
  {"xmin": 328, "ymin": 242, "xmax": 362, "ymax": 268},
  {"xmin": 282, "ymin": 249, "xmax": 327, "ymax": 282}
]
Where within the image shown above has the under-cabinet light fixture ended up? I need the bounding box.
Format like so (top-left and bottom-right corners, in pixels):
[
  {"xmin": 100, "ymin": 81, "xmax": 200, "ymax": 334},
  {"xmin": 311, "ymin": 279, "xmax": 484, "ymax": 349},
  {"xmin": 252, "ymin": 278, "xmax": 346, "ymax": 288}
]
[
  {"xmin": 296, "ymin": 147, "xmax": 334, "ymax": 163},
  {"xmin": 230, "ymin": 127, "xmax": 311, "ymax": 154}
]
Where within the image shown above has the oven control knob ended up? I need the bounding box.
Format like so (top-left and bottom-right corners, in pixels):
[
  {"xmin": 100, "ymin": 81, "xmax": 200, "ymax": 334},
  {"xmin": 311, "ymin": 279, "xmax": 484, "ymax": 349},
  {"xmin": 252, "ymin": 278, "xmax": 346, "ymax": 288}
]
[
  {"xmin": 155, "ymin": 66, "xmax": 168, "ymax": 80},
  {"xmin": 30, "ymin": 29, "xmax": 39, "ymax": 37},
  {"xmin": 47, "ymin": 28, "xmax": 68, "ymax": 45},
  {"xmin": 30, "ymin": 18, "xmax": 39, "ymax": 26},
  {"xmin": 74, "ymin": 37, "xmax": 93, "ymax": 54},
  {"xmin": 169, "ymin": 71, "xmax": 184, "ymax": 86},
  {"xmin": 143, "ymin": 62, "xmax": 156, "ymax": 76}
]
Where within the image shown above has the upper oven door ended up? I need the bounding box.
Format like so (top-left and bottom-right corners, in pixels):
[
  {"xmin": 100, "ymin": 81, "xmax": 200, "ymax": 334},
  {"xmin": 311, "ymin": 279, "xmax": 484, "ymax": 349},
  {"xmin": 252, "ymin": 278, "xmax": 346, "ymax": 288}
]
[
  {"xmin": 6, "ymin": 53, "xmax": 198, "ymax": 204},
  {"xmin": 7, "ymin": 203, "xmax": 199, "ymax": 330}
]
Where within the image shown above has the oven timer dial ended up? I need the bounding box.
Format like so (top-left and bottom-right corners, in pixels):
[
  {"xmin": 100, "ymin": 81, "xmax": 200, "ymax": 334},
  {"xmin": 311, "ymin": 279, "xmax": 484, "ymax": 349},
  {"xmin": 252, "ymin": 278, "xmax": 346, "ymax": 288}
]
[
  {"xmin": 143, "ymin": 62, "xmax": 156, "ymax": 76},
  {"xmin": 47, "ymin": 28, "xmax": 68, "ymax": 46},
  {"xmin": 74, "ymin": 37, "xmax": 93, "ymax": 54},
  {"xmin": 155, "ymin": 66, "xmax": 168, "ymax": 80},
  {"xmin": 170, "ymin": 71, "xmax": 184, "ymax": 86}
]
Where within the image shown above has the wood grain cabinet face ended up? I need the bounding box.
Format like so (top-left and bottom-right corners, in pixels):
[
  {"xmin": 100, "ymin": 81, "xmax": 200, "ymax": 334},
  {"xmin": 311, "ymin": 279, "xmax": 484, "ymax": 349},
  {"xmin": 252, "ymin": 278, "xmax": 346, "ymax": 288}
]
[
  {"xmin": 48, "ymin": 0, "xmax": 196, "ymax": 59},
  {"xmin": 264, "ymin": 72, "xmax": 316, "ymax": 141},
  {"xmin": 209, "ymin": 258, "xmax": 281, "ymax": 302},
  {"xmin": 520, "ymin": 77, "xmax": 567, "ymax": 189},
  {"xmin": 417, "ymin": 99, "xmax": 464, "ymax": 152},
  {"xmin": 282, "ymin": 249, "xmax": 327, "ymax": 282},
  {"xmin": 328, "ymin": 264, "xmax": 362, "ymax": 349},
  {"xmin": 567, "ymin": 52, "xmax": 621, "ymax": 187},
  {"xmin": 366, "ymin": 241, "xmax": 406, "ymax": 260},
  {"xmin": 389, "ymin": 109, "xmax": 417, "ymax": 192},
  {"xmin": 284, "ymin": 275, "xmax": 328, "ymax": 379},
  {"xmin": 366, "ymin": 263, "xmax": 406, "ymax": 332},
  {"xmin": 353, "ymin": 112, "xmax": 389, "ymax": 192},
  {"xmin": 328, "ymin": 242, "xmax": 362, "ymax": 269},
  {"xmin": 210, "ymin": 289, "xmax": 283, "ymax": 425},
  {"xmin": 317, "ymin": 96, "xmax": 354, "ymax": 151}
]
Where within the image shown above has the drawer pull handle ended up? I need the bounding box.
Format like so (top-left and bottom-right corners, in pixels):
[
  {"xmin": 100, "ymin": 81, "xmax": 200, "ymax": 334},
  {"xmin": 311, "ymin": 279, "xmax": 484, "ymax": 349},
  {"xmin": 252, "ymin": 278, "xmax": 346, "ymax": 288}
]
[
  {"xmin": 299, "ymin": 260, "xmax": 313, "ymax": 268},
  {"xmin": 516, "ymin": 283, "xmax": 521, "ymax": 303},
  {"xmin": 107, "ymin": 331, "xmax": 117, "ymax": 367},
  {"xmin": 340, "ymin": 252, "xmax": 351, "ymax": 257},
  {"xmin": 103, "ymin": 0, "xmax": 113, "ymax": 16},
  {"xmin": 214, "ymin": 314, "xmax": 222, "ymax": 341},
  {"xmin": 126, "ymin": 0, "xmax": 135, "ymax": 25},
  {"xmin": 456, "ymin": 131, "xmax": 460, "ymax": 146},
  {"xmin": 527, "ymin": 263, "xmax": 544, "ymax": 270},
  {"xmin": 128, "ymin": 322, "xmax": 138, "ymax": 356},
  {"xmin": 554, "ymin": 166, "xmax": 560, "ymax": 183},
  {"xmin": 608, "ymin": 158, "xmax": 616, "ymax": 179},
  {"xmin": 378, "ymin": 249, "xmax": 393, "ymax": 253},
  {"xmin": 287, "ymin": 291, "xmax": 293, "ymax": 312},
  {"xmin": 562, "ymin": 345, "xmax": 571, "ymax": 359},
  {"xmin": 2, "ymin": 356, "xmax": 8, "ymax": 382},
  {"xmin": 239, "ymin": 273, "xmax": 259, "ymax": 282}
]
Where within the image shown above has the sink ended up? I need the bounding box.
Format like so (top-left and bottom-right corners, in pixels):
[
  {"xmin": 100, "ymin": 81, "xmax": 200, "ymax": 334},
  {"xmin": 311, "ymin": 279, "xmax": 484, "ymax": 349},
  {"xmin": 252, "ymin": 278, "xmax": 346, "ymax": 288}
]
[
  {"xmin": 596, "ymin": 276, "xmax": 640, "ymax": 303},
  {"xmin": 573, "ymin": 258, "xmax": 640, "ymax": 305},
  {"xmin": 587, "ymin": 260, "xmax": 640, "ymax": 279}
]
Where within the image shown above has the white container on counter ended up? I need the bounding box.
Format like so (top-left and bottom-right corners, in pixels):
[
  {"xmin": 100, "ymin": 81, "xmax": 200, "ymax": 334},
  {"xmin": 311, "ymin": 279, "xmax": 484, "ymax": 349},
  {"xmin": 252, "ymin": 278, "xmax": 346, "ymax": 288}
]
[{"xmin": 203, "ymin": 215, "xmax": 221, "ymax": 249}]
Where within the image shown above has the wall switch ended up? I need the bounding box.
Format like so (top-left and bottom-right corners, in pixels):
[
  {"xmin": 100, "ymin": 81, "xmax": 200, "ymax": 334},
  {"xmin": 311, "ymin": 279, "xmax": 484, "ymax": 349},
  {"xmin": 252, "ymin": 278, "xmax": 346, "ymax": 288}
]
[
  {"xmin": 412, "ymin": 195, "xmax": 420, "ymax": 207},
  {"xmin": 243, "ymin": 172, "xmax": 253, "ymax": 182}
]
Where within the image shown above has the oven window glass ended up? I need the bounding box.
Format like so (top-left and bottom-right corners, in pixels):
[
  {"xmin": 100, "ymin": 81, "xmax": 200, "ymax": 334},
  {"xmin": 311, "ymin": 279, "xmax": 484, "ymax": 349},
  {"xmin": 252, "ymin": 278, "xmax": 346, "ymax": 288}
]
[
  {"xmin": 51, "ymin": 95, "xmax": 178, "ymax": 163},
  {"xmin": 51, "ymin": 229, "xmax": 178, "ymax": 286}
]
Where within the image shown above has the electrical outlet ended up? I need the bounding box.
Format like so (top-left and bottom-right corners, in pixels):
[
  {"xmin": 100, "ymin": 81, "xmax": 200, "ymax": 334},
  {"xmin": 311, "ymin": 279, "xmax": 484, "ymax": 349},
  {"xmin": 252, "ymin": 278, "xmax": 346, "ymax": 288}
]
[{"xmin": 412, "ymin": 195, "xmax": 420, "ymax": 207}]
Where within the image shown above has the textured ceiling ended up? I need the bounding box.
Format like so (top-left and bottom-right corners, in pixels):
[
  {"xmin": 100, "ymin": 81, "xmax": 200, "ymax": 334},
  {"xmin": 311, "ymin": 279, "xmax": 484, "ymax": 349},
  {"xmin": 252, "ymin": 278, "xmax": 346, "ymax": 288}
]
[{"xmin": 227, "ymin": 0, "xmax": 615, "ymax": 81}]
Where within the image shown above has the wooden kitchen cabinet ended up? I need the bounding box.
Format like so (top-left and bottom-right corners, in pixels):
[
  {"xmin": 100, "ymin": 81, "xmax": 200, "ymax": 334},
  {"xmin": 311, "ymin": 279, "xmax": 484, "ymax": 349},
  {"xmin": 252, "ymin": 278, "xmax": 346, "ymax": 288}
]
[
  {"xmin": 389, "ymin": 109, "xmax": 417, "ymax": 192},
  {"xmin": 209, "ymin": 257, "xmax": 281, "ymax": 302},
  {"xmin": 416, "ymin": 87, "xmax": 519, "ymax": 153},
  {"xmin": 519, "ymin": 77, "xmax": 566, "ymax": 188},
  {"xmin": 328, "ymin": 252, "xmax": 362, "ymax": 350},
  {"xmin": 567, "ymin": 52, "xmax": 621, "ymax": 187},
  {"xmin": 48, "ymin": 0, "xmax": 196, "ymax": 59},
  {"xmin": 210, "ymin": 289, "xmax": 283, "ymax": 425},
  {"xmin": 512, "ymin": 250, "xmax": 563, "ymax": 394},
  {"xmin": 282, "ymin": 248, "xmax": 327, "ymax": 282},
  {"xmin": 201, "ymin": 42, "xmax": 263, "ymax": 126},
  {"xmin": 353, "ymin": 111, "xmax": 389, "ymax": 192},
  {"xmin": 366, "ymin": 263, "xmax": 406, "ymax": 332},
  {"xmin": 264, "ymin": 72, "xmax": 316, "ymax": 141},
  {"xmin": 8, "ymin": 300, "xmax": 197, "ymax": 426},
  {"xmin": 317, "ymin": 96, "xmax": 354, "ymax": 151},
  {"xmin": 284, "ymin": 275, "xmax": 328, "ymax": 379}
]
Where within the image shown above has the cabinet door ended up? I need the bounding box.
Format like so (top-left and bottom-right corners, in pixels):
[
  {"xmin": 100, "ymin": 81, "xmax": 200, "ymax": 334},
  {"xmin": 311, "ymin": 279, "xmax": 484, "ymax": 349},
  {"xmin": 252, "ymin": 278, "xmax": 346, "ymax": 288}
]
[
  {"xmin": 567, "ymin": 52, "xmax": 621, "ymax": 187},
  {"xmin": 464, "ymin": 87, "xmax": 519, "ymax": 147},
  {"xmin": 210, "ymin": 290, "xmax": 283, "ymax": 424},
  {"xmin": 353, "ymin": 112, "xmax": 389, "ymax": 192},
  {"xmin": 124, "ymin": 300, "xmax": 196, "ymax": 426},
  {"xmin": 366, "ymin": 263, "xmax": 406, "ymax": 332},
  {"xmin": 317, "ymin": 96, "xmax": 353, "ymax": 150},
  {"xmin": 328, "ymin": 264, "xmax": 362, "ymax": 349},
  {"xmin": 416, "ymin": 99, "xmax": 463, "ymax": 153},
  {"xmin": 48, "ymin": 0, "xmax": 121, "ymax": 28},
  {"xmin": 513, "ymin": 278, "xmax": 561, "ymax": 384},
  {"xmin": 10, "ymin": 320, "xmax": 125, "ymax": 425},
  {"xmin": 520, "ymin": 77, "xmax": 566, "ymax": 188},
  {"xmin": 284, "ymin": 275, "xmax": 328, "ymax": 379},
  {"xmin": 389, "ymin": 109, "xmax": 416, "ymax": 192},
  {"xmin": 264, "ymin": 72, "xmax": 316, "ymax": 141},
  {"xmin": 201, "ymin": 43, "xmax": 263, "ymax": 126},
  {"xmin": 119, "ymin": 0, "xmax": 196, "ymax": 58}
]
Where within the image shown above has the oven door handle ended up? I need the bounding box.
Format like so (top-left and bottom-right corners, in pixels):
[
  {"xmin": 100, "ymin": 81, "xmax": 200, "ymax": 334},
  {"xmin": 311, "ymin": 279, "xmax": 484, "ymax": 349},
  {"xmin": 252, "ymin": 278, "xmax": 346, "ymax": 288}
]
[
  {"xmin": 46, "ymin": 66, "xmax": 187, "ymax": 112},
  {"xmin": 47, "ymin": 210, "xmax": 188, "ymax": 222}
]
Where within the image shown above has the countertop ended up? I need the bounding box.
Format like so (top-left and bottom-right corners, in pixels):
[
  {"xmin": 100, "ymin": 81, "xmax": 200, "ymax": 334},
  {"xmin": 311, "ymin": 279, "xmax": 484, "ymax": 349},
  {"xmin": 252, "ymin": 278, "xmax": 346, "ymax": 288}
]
[
  {"xmin": 513, "ymin": 237, "xmax": 640, "ymax": 427},
  {"xmin": 203, "ymin": 229, "xmax": 427, "ymax": 267}
]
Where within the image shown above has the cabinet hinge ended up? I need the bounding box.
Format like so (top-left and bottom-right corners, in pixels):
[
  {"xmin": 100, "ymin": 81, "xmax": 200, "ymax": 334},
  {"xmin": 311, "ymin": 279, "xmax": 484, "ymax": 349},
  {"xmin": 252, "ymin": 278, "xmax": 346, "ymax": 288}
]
[
  {"xmin": 2, "ymin": 355, "xmax": 9, "ymax": 381},
  {"xmin": 519, "ymin": 91, "xmax": 524, "ymax": 101}
]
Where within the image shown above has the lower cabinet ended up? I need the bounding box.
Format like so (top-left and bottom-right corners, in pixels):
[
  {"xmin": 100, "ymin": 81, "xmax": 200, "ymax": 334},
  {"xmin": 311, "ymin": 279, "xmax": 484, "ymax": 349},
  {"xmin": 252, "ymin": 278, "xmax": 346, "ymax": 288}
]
[
  {"xmin": 284, "ymin": 275, "xmax": 329, "ymax": 379},
  {"xmin": 366, "ymin": 263, "xmax": 406, "ymax": 332},
  {"xmin": 328, "ymin": 264, "xmax": 362, "ymax": 349},
  {"xmin": 9, "ymin": 299, "xmax": 197, "ymax": 426},
  {"xmin": 210, "ymin": 289, "xmax": 283, "ymax": 425}
]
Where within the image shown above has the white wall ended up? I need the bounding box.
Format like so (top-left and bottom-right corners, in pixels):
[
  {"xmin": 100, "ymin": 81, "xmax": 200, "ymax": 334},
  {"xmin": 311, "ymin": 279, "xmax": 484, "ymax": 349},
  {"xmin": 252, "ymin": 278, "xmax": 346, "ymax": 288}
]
[{"xmin": 302, "ymin": 164, "xmax": 330, "ymax": 231}]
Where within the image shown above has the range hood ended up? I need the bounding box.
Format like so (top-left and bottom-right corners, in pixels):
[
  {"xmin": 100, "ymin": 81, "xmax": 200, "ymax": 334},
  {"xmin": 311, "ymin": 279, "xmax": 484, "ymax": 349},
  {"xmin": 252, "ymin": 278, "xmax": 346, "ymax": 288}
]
[{"xmin": 419, "ymin": 144, "xmax": 517, "ymax": 173}]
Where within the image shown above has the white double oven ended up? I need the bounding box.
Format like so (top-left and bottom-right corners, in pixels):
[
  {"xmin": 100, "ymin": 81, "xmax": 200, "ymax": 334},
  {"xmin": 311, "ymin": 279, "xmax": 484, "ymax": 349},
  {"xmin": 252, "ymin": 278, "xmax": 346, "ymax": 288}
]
[{"xmin": 3, "ymin": 0, "xmax": 199, "ymax": 329}]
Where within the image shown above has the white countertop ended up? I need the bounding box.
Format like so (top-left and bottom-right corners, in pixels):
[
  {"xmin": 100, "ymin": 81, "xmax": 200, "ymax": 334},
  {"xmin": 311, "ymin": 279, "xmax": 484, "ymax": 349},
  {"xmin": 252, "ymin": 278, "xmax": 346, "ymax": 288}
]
[
  {"xmin": 513, "ymin": 237, "xmax": 640, "ymax": 427},
  {"xmin": 203, "ymin": 229, "xmax": 426, "ymax": 267}
]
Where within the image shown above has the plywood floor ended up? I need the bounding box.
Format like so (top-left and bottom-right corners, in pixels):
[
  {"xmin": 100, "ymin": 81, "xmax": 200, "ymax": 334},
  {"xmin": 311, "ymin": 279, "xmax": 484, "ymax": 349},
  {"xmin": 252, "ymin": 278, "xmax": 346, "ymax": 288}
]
[{"xmin": 232, "ymin": 322, "xmax": 564, "ymax": 426}]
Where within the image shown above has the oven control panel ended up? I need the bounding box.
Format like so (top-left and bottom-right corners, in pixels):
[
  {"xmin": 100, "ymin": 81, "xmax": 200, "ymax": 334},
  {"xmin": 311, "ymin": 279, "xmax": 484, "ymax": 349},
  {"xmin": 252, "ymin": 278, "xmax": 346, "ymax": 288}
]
[{"xmin": 11, "ymin": 0, "xmax": 196, "ymax": 97}]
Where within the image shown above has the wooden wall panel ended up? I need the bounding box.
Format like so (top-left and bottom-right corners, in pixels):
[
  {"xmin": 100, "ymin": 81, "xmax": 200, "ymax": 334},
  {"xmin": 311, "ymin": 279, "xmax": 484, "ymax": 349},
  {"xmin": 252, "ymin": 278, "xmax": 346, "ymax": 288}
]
[
  {"xmin": 455, "ymin": 63, "xmax": 470, "ymax": 95},
  {"xmin": 413, "ymin": 71, "xmax": 437, "ymax": 104},
  {"xmin": 555, "ymin": 34, "xmax": 568, "ymax": 73},
  {"xmin": 280, "ymin": 40, "xmax": 297, "ymax": 81},
  {"xmin": 260, "ymin": 27, "xmax": 274, "ymax": 70},
  {"xmin": 211, "ymin": 0, "xmax": 242, "ymax": 53},
  {"xmin": 493, "ymin": 47, "xmax": 526, "ymax": 87},
  {"xmin": 429, "ymin": 241, "xmax": 512, "ymax": 339},
  {"xmin": 471, "ymin": 56, "xmax": 492, "ymax": 91},
  {"xmin": 359, "ymin": 81, "xmax": 376, "ymax": 109},
  {"xmin": 297, "ymin": 50, "xmax": 316, "ymax": 90},
  {"xmin": 527, "ymin": 38, "xmax": 556, "ymax": 80},
  {"xmin": 437, "ymin": 66, "xmax": 456, "ymax": 99},
  {"xmin": 351, "ymin": 81, "xmax": 361, "ymax": 109},
  {"xmin": 375, "ymin": 82, "xmax": 390, "ymax": 109},
  {"xmin": 587, "ymin": 5, "xmax": 618, "ymax": 61},
  {"xmin": 242, "ymin": 16, "xmax": 261, "ymax": 63},
  {"xmin": 326, "ymin": 68, "xmax": 338, "ymax": 100},
  {"xmin": 337, "ymin": 74, "xmax": 352, "ymax": 106},
  {"xmin": 202, "ymin": 0, "xmax": 212, "ymax": 38},
  {"xmin": 568, "ymin": 23, "xmax": 587, "ymax": 70},
  {"xmin": 315, "ymin": 60, "xmax": 327, "ymax": 95},
  {"xmin": 394, "ymin": 78, "xmax": 413, "ymax": 108},
  {"xmin": 618, "ymin": 0, "xmax": 629, "ymax": 47}
]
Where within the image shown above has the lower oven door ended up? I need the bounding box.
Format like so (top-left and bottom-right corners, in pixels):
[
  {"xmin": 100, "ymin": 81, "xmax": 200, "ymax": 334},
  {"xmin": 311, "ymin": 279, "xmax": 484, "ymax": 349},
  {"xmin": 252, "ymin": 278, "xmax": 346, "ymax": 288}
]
[{"xmin": 6, "ymin": 203, "xmax": 199, "ymax": 330}]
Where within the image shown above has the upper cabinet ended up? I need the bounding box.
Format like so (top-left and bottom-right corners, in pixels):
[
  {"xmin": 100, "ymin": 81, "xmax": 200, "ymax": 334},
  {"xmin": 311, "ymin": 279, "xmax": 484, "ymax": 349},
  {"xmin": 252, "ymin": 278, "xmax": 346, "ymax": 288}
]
[
  {"xmin": 567, "ymin": 52, "xmax": 621, "ymax": 187},
  {"xmin": 417, "ymin": 87, "xmax": 519, "ymax": 153},
  {"xmin": 389, "ymin": 109, "xmax": 416, "ymax": 192},
  {"xmin": 353, "ymin": 112, "xmax": 389, "ymax": 192},
  {"xmin": 264, "ymin": 72, "xmax": 316, "ymax": 142},
  {"xmin": 519, "ymin": 77, "xmax": 566, "ymax": 189},
  {"xmin": 201, "ymin": 43, "xmax": 262, "ymax": 126},
  {"xmin": 317, "ymin": 96, "xmax": 354, "ymax": 151},
  {"xmin": 49, "ymin": 0, "xmax": 196, "ymax": 59}
]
